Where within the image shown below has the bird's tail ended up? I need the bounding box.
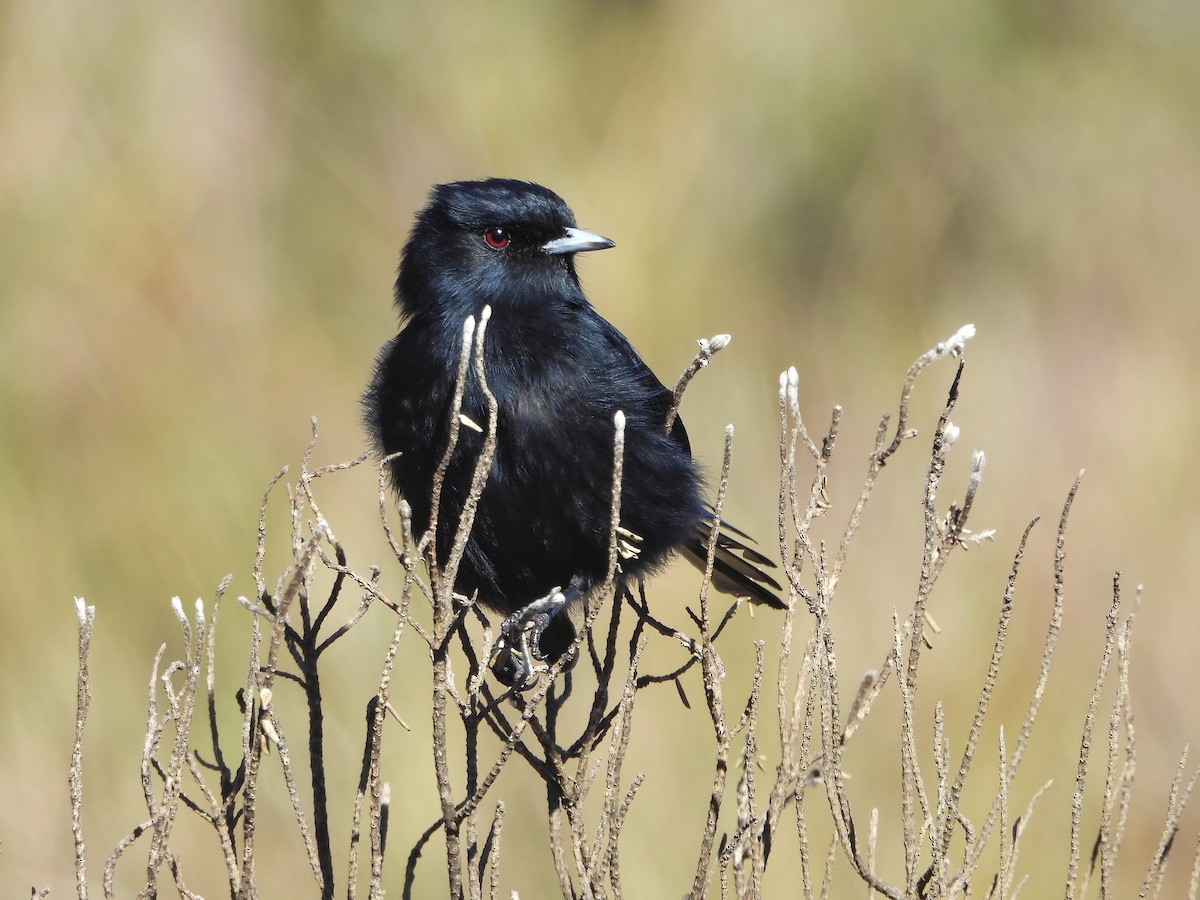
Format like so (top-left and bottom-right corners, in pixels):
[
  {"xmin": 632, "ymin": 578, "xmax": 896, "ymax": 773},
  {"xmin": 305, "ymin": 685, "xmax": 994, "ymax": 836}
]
[{"xmin": 681, "ymin": 517, "xmax": 787, "ymax": 610}]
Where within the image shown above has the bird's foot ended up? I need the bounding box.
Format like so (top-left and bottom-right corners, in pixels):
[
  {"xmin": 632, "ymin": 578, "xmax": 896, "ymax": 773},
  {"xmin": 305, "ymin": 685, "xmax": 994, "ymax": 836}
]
[{"xmin": 490, "ymin": 589, "xmax": 568, "ymax": 690}]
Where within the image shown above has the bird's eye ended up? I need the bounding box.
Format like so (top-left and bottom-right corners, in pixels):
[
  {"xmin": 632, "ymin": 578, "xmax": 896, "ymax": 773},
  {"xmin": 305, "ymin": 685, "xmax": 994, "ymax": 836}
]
[{"xmin": 483, "ymin": 227, "xmax": 510, "ymax": 250}]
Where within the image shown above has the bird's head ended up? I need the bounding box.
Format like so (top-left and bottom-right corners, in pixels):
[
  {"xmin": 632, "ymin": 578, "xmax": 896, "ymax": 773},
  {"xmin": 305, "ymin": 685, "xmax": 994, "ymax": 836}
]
[{"xmin": 395, "ymin": 179, "xmax": 615, "ymax": 321}]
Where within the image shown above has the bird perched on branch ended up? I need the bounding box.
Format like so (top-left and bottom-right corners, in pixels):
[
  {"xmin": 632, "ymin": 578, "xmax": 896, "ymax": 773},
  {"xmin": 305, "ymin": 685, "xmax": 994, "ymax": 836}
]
[{"xmin": 364, "ymin": 178, "xmax": 783, "ymax": 688}]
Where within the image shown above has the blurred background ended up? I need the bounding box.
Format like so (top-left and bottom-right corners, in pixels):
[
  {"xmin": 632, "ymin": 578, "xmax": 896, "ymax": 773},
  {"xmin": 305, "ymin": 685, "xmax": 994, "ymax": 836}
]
[{"xmin": 3, "ymin": 1, "xmax": 1199, "ymax": 896}]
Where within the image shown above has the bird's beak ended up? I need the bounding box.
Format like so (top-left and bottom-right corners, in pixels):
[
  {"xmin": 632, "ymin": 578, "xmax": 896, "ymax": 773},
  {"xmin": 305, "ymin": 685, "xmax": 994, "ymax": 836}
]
[{"xmin": 542, "ymin": 227, "xmax": 615, "ymax": 256}]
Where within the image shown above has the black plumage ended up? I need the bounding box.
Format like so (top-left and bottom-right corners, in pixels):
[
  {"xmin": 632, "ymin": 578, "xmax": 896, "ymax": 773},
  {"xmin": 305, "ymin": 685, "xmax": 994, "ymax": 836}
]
[{"xmin": 364, "ymin": 179, "xmax": 782, "ymax": 685}]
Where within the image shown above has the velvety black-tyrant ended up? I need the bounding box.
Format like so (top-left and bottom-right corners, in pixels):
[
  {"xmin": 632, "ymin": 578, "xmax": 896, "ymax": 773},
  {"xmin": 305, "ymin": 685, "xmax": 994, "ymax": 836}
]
[{"xmin": 364, "ymin": 178, "xmax": 783, "ymax": 687}]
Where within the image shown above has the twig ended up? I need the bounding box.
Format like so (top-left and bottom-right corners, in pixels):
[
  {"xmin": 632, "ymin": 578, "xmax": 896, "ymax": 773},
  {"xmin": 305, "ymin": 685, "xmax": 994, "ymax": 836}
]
[
  {"xmin": 71, "ymin": 598, "xmax": 96, "ymax": 900},
  {"xmin": 666, "ymin": 333, "xmax": 731, "ymax": 434}
]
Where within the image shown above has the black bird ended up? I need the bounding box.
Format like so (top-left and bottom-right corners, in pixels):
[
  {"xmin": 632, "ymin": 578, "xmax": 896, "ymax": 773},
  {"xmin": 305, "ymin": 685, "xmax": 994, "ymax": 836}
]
[{"xmin": 364, "ymin": 178, "xmax": 783, "ymax": 687}]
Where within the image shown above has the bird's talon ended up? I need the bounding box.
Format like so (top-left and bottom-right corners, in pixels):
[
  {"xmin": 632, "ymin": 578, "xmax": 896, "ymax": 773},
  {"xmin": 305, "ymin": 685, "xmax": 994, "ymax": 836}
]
[{"xmin": 490, "ymin": 589, "xmax": 567, "ymax": 689}]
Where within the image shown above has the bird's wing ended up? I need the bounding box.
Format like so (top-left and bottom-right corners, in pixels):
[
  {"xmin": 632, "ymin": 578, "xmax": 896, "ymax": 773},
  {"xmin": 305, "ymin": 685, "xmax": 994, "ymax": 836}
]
[
  {"xmin": 592, "ymin": 313, "xmax": 784, "ymax": 608},
  {"xmin": 593, "ymin": 316, "xmax": 691, "ymax": 453}
]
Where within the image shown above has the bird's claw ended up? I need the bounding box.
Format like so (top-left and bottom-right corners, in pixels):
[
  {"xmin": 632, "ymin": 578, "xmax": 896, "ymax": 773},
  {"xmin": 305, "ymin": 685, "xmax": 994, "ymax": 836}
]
[{"xmin": 490, "ymin": 589, "xmax": 567, "ymax": 690}]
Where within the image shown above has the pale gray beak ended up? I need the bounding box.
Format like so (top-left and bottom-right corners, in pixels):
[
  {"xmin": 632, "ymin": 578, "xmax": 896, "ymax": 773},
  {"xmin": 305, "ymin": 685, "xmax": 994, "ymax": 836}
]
[{"xmin": 542, "ymin": 227, "xmax": 615, "ymax": 255}]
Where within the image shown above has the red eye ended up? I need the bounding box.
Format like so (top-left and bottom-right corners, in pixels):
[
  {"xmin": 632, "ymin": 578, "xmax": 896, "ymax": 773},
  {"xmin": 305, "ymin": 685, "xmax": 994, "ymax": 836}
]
[{"xmin": 483, "ymin": 227, "xmax": 510, "ymax": 250}]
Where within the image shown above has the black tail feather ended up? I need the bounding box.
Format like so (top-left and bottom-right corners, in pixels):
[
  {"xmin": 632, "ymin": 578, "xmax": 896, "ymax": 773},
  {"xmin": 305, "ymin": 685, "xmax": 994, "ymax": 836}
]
[{"xmin": 681, "ymin": 520, "xmax": 786, "ymax": 610}]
